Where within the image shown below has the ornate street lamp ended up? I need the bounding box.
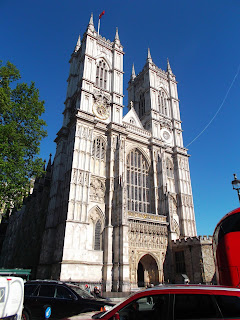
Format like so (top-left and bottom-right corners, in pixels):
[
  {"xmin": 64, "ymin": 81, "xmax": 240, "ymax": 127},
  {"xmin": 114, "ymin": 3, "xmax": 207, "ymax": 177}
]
[{"xmin": 231, "ymin": 173, "xmax": 240, "ymax": 203}]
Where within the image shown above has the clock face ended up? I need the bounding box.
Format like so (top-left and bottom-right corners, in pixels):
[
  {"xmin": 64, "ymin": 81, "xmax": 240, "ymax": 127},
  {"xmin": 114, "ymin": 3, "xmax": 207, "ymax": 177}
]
[
  {"xmin": 93, "ymin": 102, "xmax": 109, "ymax": 120},
  {"xmin": 163, "ymin": 130, "xmax": 170, "ymax": 140},
  {"xmin": 161, "ymin": 129, "xmax": 172, "ymax": 144}
]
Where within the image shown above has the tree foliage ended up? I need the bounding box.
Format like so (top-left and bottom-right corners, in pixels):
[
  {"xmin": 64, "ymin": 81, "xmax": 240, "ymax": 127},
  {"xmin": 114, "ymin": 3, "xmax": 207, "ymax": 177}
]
[{"xmin": 0, "ymin": 61, "xmax": 47, "ymax": 212}]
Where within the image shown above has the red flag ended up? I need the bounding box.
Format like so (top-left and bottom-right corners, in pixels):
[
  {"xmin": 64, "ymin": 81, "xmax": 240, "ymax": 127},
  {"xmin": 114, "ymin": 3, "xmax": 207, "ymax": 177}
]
[{"xmin": 99, "ymin": 10, "xmax": 105, "ymax": 19}]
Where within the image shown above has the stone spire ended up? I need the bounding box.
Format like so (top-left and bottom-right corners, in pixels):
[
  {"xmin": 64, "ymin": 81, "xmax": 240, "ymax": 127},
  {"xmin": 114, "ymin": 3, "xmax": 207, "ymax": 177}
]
[
  {"xmin": 167, "ymin": 58, "xmax": 173, "ymax": 75},
  {"xmin": 147, "ymin": 48, "xmax": 152, "ymax": 63},
  {"xmin": 87, "ymin": 13, "xmax": 95, "ymax": 32},
  {"xmin": 74, "ymin": 35, "xmax": 81, "ymax": 52},
  {"xmin": 115, "ymin": 27, "xmax": 119, "ymax": 41},
  {"xmin": 113, "ymin": 27, "xmax": 121, "ymax": 46},
  {"xmin": 131, "ymin": 63, "xmax": 136, "ymax": 80}
]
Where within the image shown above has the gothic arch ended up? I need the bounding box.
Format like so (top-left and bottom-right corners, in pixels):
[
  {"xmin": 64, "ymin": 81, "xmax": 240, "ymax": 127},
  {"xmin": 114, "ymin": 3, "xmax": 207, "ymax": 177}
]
[
  {"xmin": 137, "ymin": 252, "xmax": 161, "ymax": 270},
  {"xmin": 166, "ymin": 157, "xmax": 174, "ymax": 178},
  {"xmin": 137, "ymin": 253, "xmax": 160, "ymax": 287},
  {"xmin": 158, "ymin": 86, "xmax": 170, "ymax": 99},
  {"xmin": 95, "ymin": 58, "xmax": 110, "ymax": 90},
  {"xmin": 92, "ymin": 134, "xmax": 107, "ymax": 145},
  {"xmin": 91, "ymin": 136, "xmax": 107, "ymax": 176},
  {"xmin": 158, "ymin": 87, "xmax": 170, "ymax": 117},
  {"xmin": 139, "ymin": 91, "xmax": 145, "ymax": 118},
  {"xmin": 88, "ymin": 205, "xmax": 105, "ymax": 226},
  {"xmin": 88, "ymin": 206, "xmax": 104, "ymax": 250},
  {"xmin": 126, "ymin": 148, "xmax": 151, "ymax": 213},
  {"xmin": 95, "ymin": 55, "xmax": 111, "ymax": 69},
  {"xmin": 125, "ymin": 145, "xmax": 151, "ymax": 168}
]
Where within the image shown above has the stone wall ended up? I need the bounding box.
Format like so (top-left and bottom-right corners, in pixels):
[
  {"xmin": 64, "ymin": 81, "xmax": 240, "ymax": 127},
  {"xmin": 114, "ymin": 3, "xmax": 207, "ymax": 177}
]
[
  {"xmin": 0, "ymin": 166, "xmax": 51, "ymax": 278},
  {"xmin": 171, "ymin": 236, "xmax": 216, "ymax": 284}
]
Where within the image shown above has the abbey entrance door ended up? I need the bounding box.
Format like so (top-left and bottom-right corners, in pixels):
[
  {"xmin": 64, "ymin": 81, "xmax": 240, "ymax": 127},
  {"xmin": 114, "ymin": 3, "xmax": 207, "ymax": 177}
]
[{"xmin": 137, "ymin": 254, "xmax": 159, "ymax": 287}]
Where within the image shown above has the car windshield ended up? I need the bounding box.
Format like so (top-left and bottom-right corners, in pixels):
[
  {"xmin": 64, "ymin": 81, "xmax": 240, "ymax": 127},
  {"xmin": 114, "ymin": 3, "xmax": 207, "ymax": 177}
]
[
  {"xmin": 92, "ymin": 296, "xmax": 132, "ymax": 319},
  {"xmin": 68, "ymin": 285, "xmax": 94, "ymax": 299}
]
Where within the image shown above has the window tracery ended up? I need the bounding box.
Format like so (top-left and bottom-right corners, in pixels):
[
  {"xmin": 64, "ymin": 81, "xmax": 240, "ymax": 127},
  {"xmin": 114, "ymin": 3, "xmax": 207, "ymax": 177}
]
[
  {"xmin": 127, "ymin": 149, "xmax": 150, "ymax": 213},
  {"xmin": 92, "ymin": 137, "xmax": 106, "ymax": 160},
  {"xmin": 158, "ymin": 90, "xmax": 169, "ymax": 116},
  {"xmin": 96, "ymin": 59, "xmax": 108, "ymax": 90},
  {"xmin": 166, "ymin": 158, "xmax": 174, "ymax": 178},
  {"xmin": 139, "ymin": 92, "xmax": 145, "ymax": 118},
  {"xmin": 91, "ymin": 137, "xmax": 106, "ymax": 176},
  {"xmin": 94, "ymin": 220, "xmax": 102, "ymax": 250}
]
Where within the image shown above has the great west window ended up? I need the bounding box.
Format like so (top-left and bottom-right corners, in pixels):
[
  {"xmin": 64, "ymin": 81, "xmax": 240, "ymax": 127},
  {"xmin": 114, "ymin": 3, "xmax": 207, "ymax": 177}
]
[{"xmin": 127, "ymin": 149, "xmax": 150, "ymax": 213}]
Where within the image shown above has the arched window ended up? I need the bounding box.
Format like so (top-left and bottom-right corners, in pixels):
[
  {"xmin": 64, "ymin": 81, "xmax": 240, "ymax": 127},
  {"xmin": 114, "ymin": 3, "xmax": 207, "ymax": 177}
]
[
  {"xmin": 139, "ymin": 92, "xmax": 145, "ymax": 118},
  {"xmin": 96, "ymin": 59, "xmax": 108, "ymax": 90},
  {"xmin": 91, "ymin": 137, "xmax": 106, "ymax": 176},
  {"xmin": 158, "ymin": 90, "xmax": 169, "ymax": 116},
  {"xmin": 94, "ymin": 220, "xmax": 102, "ymax": 250},
  {"xmin": 166, "ymin": 158, "xmax": 174, "ymax": 178},
  {"xmin": 92, "ymin": 137, "xmax": 106, "ymax": 160},
  {"xmin": 127, "ymin": 149, "xmax": 150, "ymax": 213}
]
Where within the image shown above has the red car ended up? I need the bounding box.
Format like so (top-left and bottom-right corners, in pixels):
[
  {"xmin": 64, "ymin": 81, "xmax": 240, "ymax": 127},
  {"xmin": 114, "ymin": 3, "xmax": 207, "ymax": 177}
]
[{"xmin": 65, "ymin": 285, "xmax": 240, "ymax": 320}]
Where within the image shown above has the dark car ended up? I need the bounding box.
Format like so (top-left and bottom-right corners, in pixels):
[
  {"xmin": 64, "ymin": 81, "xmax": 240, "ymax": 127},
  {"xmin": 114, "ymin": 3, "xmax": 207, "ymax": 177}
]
[{"xmin": 22, "ymin": 280, "xmax": 114, "ymax": 320}]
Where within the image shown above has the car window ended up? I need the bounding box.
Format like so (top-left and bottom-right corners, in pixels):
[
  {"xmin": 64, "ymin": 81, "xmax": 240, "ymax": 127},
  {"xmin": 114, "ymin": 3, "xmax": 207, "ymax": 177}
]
[
  {"xmin": 174, "ymin": 294, "xmax": 220, "ymax": 319},
  {"xmin": 55, "ymin": 286, "xmax": 75, "ymax": 300},
  {"xmin": 24, "ymin": 284, "xmax": 39, "ymax": 297},
  {"xmin": 68, "ymin": 285, "xmax": 93, "ymax": 298},
  {"xmin": 118, "ymin": 294, "xmax": 169, "ymax": 320},
  {"xmin": 38, "ymin": 284, "xmax": 55, "ymax": 298},
  {"xmin": 215, "ymin": 295, "xmax": 240, "ymax": 318}
]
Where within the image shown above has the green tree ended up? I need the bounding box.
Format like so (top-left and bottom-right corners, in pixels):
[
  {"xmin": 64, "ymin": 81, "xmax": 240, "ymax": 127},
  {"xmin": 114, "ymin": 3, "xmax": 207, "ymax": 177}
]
[{"xmin": 0, "ymin": 61, "xmax": 47, "ymax": 213}]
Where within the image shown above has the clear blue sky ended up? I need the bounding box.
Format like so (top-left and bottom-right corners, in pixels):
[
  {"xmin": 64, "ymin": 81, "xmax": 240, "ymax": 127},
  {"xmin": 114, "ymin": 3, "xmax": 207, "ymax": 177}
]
[{"xmin": 1, "ymin": 0, "xmax": 240, "ymax": 236}]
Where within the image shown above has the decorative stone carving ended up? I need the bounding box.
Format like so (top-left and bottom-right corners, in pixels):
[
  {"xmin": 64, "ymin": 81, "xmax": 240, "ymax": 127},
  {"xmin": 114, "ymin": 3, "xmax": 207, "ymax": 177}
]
[
  {"xmin": 90, "ymin": 177, "xmax": 106, "ymax": 202},
  {"xmin": 160, "ymin": 119, "xmax": 172, "ymax": 130},
  {"xmin": 182, "ymin": 195, "xmax": 193, "ymax": 207},
  {"xmin": 128, "ymin": 219, "xmax": 168, "ymax": 250},
  {"xmin": 128, "ymin": 211, "xmax": 167, "ymax": 223},
  {"xmin": 92, "ymin": 90, "xmax": 111, "ymax": 120},
  {"xmin": 172, "ymin": 218, "xmax": 180, "ymax": 237}
]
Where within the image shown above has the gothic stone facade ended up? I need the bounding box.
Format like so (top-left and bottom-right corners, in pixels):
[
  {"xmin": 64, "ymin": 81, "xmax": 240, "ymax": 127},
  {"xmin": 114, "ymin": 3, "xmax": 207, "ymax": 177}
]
[
  {"xmin": 1, "ymin": 15, "xmax": 203, "ymax": 292},
  {"xmin": 36, "ymin": 15, "xmax": 197, "ymax": 292}
]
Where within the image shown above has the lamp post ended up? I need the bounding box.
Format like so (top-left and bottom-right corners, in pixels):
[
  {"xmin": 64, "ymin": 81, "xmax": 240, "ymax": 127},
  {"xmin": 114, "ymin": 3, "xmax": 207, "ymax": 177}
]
[{"xmin": 231, "ymin": 173, "xmax": 240, "ymax": 203}]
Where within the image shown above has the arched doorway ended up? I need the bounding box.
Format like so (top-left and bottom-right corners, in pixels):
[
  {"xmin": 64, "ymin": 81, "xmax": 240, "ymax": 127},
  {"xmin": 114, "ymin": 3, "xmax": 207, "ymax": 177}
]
[
  {"xmin": 137, "ymin": 261, "xmax": 144, "ymax": 287},
  {"xmin": 137, "ymin": 254, "xmax": 159, "ymax": 287}
]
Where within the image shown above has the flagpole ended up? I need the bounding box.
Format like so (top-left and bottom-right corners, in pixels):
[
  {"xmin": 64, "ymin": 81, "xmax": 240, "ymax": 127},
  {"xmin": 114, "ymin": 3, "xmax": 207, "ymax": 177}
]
[
  {"xmin": 98, "ymin": 11, "xmax": 105, "ymax": 36},
  {"xmin": 98, "ymin": 18, "xmax": 100, "ymax": 35}
]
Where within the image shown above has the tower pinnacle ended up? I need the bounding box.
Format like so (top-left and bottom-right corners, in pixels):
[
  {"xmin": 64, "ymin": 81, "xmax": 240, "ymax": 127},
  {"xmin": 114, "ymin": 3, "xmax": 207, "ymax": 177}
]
[
  {"xmin": 167, "ymin": 58, "xmax": 173, "ymax": 74},
  {"xmin": 87, "ymin": 13, "xmax": 95, "ymax": 32},
  {"xmin": 131, "ymin": 63, "xmax": 136, "ymax": 80},
  {"xmin": 147, "ymin": 48, "xmax": 152, "ymax": 63},
  {"xmin": 113, "ymin": 27, "xmax": 121, "ymax": 47},
  {"xmin": 89, "ymin": 12, "xmax": 94, "ymax": 25},
  {"xmin": 115, "ymin": 27, "xmax": 119, "ymax": 41},
  {"xmin": 74, "ymin": 35, "xmax": 81, "ymax": 52}
]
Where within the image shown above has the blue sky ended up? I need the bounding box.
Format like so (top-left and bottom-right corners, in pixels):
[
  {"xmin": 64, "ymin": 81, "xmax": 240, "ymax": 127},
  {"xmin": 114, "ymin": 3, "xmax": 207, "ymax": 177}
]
[{"xmin": 1, "ymin": 0, "xmax": 240, "ymax": 236}]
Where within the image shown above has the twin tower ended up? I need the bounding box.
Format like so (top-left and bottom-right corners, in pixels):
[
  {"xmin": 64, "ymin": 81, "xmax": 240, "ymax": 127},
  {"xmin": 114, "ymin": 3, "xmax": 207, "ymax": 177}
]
[{"xmin": 37, "ymin": 14, "xmax": 197, "ymax": 292}]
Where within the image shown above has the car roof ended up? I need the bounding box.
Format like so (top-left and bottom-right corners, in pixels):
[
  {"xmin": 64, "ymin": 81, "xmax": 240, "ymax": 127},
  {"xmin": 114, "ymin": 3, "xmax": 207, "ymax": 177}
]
[
  {"xmin": 25, "ymin": 280, "xmax": 68, "ymax": 285},
  {"xmin": 144, "ymin": 284, "xmax": 240, "ymax": 293}
]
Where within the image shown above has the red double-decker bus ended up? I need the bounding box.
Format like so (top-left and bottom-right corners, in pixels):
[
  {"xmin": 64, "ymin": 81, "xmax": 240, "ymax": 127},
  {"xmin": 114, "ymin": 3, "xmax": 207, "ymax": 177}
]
[{"xmin": 213, "ymin": 207, "xmax": 240, "ymax": 287}]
